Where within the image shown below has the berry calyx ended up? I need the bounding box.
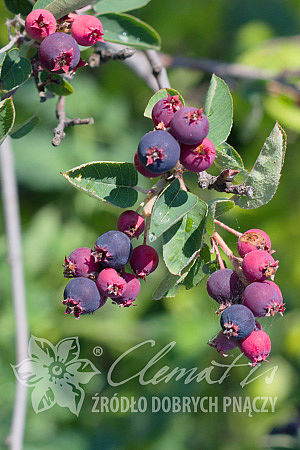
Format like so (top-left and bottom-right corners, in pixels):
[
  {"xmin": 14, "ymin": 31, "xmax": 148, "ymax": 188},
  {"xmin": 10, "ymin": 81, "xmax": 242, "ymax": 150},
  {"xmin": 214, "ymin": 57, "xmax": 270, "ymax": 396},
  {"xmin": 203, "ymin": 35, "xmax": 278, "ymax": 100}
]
[
  {"xmin": 242, "ymin": 280, "xmax": 285, "ymax": 317},
  {"xmin": 130, "ymin": 245, "xmax": 159, "ymax": 278},
  {"xmin": 152, "ymin": 94, "xmax": 183, "ymax": 128},
  {"xmin": 242, "ymin": 249, "xmax": 279, "ymax": 282},
  {"xmin": 117, "ymin": 210, "xmax": 145, "ymax": 239},
  {"xmin": 180, "ymin": 137, "xmax": 216, "ymax": 172},
  {"xmin": 220, "ymin": 304, "xmax": 256, "ymax": 340},
  {"xmin": 239, "ymin": 329, "xmax": 271, "ymax": 366},
  {"xmin": 71, "ymin": 15, "xmax": 104, "ymax": 46},
  {"xmin": 170, "ymin": 106, "xmax": 209, "ymax": 145},
  {"xmin": 62, "ymin": 277, "xmax": 102, "ymax": 319},
  {"xmin": 63, "ymin": 247, "xmax": 100, "ymax": 280},
  {"xmin": 237, "ymin": 228, "xmax": 272, "ymax": 258},
  {"xmin": 25, "ymin": 9, "xmax": 57, "ymax": 42},
  {"xmin": 134, "ymin": 151, "xmax": 156, "ymax": 178},
  {"xmin": 96, "ymin": 268, "xmax": 126, "ymax": 299},
  {"xmin": 38, "ymin": 32, "xmax": 81, "ymax": 74},
  {"xmin": 93, "ymin": 230, "xmax": 132, "ymax": 270}
]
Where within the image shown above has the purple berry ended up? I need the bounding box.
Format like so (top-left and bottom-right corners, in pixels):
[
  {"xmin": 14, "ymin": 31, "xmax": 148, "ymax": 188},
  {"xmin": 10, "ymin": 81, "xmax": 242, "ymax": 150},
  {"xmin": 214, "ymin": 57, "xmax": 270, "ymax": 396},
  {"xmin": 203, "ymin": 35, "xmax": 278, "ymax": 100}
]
[
  {"xmin": 242, "ymin": 281, "xmax": 285, "ymax": 317},
  {"xmin": 96, "ymin": 268, "xmax": 126, "ymax": 299},
  {"xmin": 113, "ymin": 272, "xmax": 141, "ymax": 307},
  {"xmin": 138, "ymin": 130, "xmax": 180, "ymax": 175},
  {"xmin": 62, "ymin": 277, "xmax": 102, "ymax": 319},
  {"xmin": 180, "ymin": 137, "xmax": 216, "ymax": 172},
  {"xmin": 130, "ymin": 245, "xmax": 159, "ymax": 278},
  {"xmin": 237, "ymin": 228, "xmax": 272, "ymax": 258},
  {"xmin": 170, "ymin": 106, "xmax": 209, "ymax": 145},
  {"xmin": 208, "ymin": 331, "xmax": 238, "ymax": 356},
  {"xmin": 39, "ymin": 32, "xmax": 81, "ymax": 74},
  {"xmin": 220, "ymin": 304, "xmax": 255, "ymax": 340},
  {"xmin": 242, "ymin": 249, "xmax": 279, "ymax": 283},
  {"xmin": 117, "ymin": 210, "xmax": 145, "ymax": 239},
  {"xmin": 134, "ymin": 151, "xmax": 156, "ymax": 178},
  {"xmin": 63, "ymin": 247, "xmax": 100, "ymax": 280},
  {"xmin": 151, "ymin": 94, "xmax": 183, "ymax": 128},
  {"xmin": 239, "ymin": 329, "xmax": 271, "ymax": 366},
  {"xmin": 93, "ymin": 230, "xmax": 132, "ymax": 270},
  {"xmin": 206, "ymin": 269, "xmax": 244, "ymax": 308}
]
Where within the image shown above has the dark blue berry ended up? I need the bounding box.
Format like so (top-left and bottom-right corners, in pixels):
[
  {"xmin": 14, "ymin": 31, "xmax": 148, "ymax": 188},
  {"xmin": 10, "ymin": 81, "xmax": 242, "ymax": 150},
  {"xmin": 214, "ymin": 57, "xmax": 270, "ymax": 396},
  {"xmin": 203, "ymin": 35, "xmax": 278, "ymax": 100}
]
[
  {"xmin": 138, "ymin": 130, "xmax": 180, "ymax": 175},
  {"xmin": 93, "ymin": 230, "xmax": 133, "ymax": 269},
  {"xmin": 220, "ymin": 304, "xmax": 255, "ymax": 340},
  {"xmin": 206, "ymin": 269, "xmax": 244, "ymax": 306},
  {"xmin": 170, "ymin": 107, "xmax": 209, "ymax": 145},
  {"xmin": 62, "ymin": 277, "xmax": 102, "ymax": 318}
]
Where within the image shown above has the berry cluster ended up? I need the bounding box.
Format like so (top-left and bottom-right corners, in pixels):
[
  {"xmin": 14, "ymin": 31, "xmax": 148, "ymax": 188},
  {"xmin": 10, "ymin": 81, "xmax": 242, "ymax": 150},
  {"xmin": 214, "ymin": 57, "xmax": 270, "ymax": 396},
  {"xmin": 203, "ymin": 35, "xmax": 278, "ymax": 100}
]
[
  {"xmin": 25, "ymin": 9, "xmax": 104, "ymax": 74},
  {"xmin": 61, "ymin": 210, "xmax": 159, "ymax": 318},
  {"xmin": 134, "ymin": 95, "xmax": 216, "ymax": 177},
  {"xmin": 207, "ymin": 228, "xmax": 284, "ymax": 366}
]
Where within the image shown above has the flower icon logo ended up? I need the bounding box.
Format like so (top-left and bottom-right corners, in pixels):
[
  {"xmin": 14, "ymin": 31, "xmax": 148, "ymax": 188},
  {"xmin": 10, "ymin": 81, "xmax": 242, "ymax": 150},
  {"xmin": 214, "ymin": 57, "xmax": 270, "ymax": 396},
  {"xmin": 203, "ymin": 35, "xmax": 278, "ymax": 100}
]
[{"xmin": 12, "ymin": 336, "xmax": 100, "ymax": 415}]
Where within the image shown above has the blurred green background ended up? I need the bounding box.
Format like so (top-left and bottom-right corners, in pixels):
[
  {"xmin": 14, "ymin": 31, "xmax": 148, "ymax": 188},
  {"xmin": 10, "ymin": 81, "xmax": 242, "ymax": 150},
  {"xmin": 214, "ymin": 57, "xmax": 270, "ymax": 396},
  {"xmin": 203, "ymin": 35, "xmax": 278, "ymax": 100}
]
[{"xmin": 1, "ymin": 0, "xmax": 300, "ymax": 448}]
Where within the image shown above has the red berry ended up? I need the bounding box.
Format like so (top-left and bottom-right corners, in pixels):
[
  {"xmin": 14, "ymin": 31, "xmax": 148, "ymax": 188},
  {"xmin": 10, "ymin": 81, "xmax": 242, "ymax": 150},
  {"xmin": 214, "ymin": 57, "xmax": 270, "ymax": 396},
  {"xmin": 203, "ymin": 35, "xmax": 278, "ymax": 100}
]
[
  {"xmin": 96, "ymin": 268, "xmax": 126, "ymax": 299},
  {"xmin": 130, "ymin": 245, "xmax": 159, "ymax": 278},
  {"xmin": 242, "ymin": 249, "xmax": 278, "ymax": 282},
  {"xmin": 208, "ymin": 331, "xmax": 238, "ymax": 357},
  {"xmin": 71, "ymin": 15, "xmax": 104, "ymax": 46},
  {"xmin": 180, "ymin": 138, "xmax": 216, "ymax": 173},
  {"xmin": 39, "ymin": 32, "xmax": 81, "ymax": 74},
  {"xmin": 237, "ymin": 228, "xmax": 271, "ymax": 258},
  {"xmin": 63, "ymin": 247, "xmax": 101, "ymax": 280},
  {"xmin": 25, "ymin": 9, "xmax": 57, "ymax": 42},
  {"xmin": 152, "ymin": 94, "xmax": 183, "ymax": 128},
  {"xmin": 242, "ymin": 281, "xmax": 285, "ymax": 317},
  {"xmin": 117, "ymin": 210, "xmax": 145, "ymax": 239},
  {"xmin": 114, "ymin": 272, "xmax": 141, "ymax": 307},
  {"xmin": 134, "ymin": 151, "xmax": 156, "ymax": 178},
  {"xmin": 239, "ymin": 329, "xmax": 271, "ymax": 366}
]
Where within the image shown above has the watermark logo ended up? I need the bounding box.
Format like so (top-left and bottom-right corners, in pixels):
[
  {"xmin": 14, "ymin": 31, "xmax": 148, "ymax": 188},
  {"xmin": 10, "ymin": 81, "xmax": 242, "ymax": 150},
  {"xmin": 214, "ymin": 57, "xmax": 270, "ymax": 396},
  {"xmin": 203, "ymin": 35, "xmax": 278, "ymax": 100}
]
[{"xmin": 11, "ymin": 336, "xmax": 100, "ymax": 415}]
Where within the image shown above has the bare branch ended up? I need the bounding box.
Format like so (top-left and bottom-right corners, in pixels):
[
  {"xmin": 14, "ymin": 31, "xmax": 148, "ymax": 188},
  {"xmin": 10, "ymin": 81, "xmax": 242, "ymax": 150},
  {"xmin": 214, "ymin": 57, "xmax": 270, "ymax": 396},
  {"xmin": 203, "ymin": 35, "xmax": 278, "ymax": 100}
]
[
  {"xmin": 197, "ymin": 169, "xmax": 254, "ymax": 197},
  {"xmin": 145, "ymin": 50, "xmax": 171, "ymax": 89},
  {"xmin": 89, "ymin": 43, "xmax": 136, "ymax": 68}
]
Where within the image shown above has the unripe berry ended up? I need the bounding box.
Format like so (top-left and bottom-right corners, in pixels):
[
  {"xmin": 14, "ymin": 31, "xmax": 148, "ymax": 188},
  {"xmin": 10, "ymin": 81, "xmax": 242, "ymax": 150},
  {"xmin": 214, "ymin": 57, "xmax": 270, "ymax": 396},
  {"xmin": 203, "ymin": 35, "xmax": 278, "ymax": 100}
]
[
  {"xmin": 71, "ymin": 14, "xmax": 104, "ymax": 46},
  {"xmin": 206, "ymin": 268, "xmax": 244, "ymax": 309},
  {"xmin": 242, "ymin": 249, "xmax": 278, "ymax": 283},
  {"xmin": 39, "ymin": 32, "xmax": 81, "ymax": 74},
  {"xmin": 117, "ymin": 210, "xmax": 145, "ymax": 239},
  {"xmin": 62, "ymin": 277, "xmax": 102, "ymax": 318},
  {"xmin": 63, "ymin": 247, "xmax": 101, "ymax": 280},
  {"xmin": 208, "ymin": 331, "xmax": 238, "ymax": 357},
  {"xmin": 138, "ymin": 130, "xmax": 180, "ymax": 175},
  {"xmin": 242, "ymin": 281, "xmax": 285, "ymax": 317},
  {"xmin": 96, "ymin": 268, "xmax": 126, "ymax": 299},
  {"xmin": 25, "ymin": 9, "xmax": 57, "ymax": 42},
  {"xmin": 237, "ymin": 228, "xmax": 272, "ymax": 258},
  {"xmin": 130, "ymin": 245, "xmax": 159, "ymax": 278},
  {"xmin": 134, "ymin": 151, "xmax": 156, "ymax": 178},
  {"xmin": 113, "ymin": 272, "xmax": 141, "ymax": 307},
  {"xmin": 220, "ymin": 304, "xmax": 255, "ymax": 340},
  {"xmin": 170, "ymin": 107, "xmax": 209, "ymax": 145},
  {"xmin": 93, "ymin": 230, "xmax": 132, "ymax": 270},
  {"xmin": 151, "ymin": 94, "xmax": 183, "ymax": 128},
  {"xmin": 180, "ymin": 138, "xmax": 216, "ymax": 172},
  {"xmin": 239, "ymin": 329, "xmax": 271, "ymax": 366}
]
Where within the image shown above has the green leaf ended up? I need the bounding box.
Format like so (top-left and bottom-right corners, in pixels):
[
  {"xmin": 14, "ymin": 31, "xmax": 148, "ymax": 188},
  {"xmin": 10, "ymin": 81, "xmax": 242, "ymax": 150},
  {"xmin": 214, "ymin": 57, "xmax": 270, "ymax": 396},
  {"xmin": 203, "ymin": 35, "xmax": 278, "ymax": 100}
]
[
  {"xmin": 234, "ymin": 122, "xmax": 286, "ymax": 209},
  {"xmin": 162, "ymin": 199, "xmax": 208, "ymax": 275},
  {"xmin": 149, "ymin": 179, "xmax": 198, "ymax": 242},
  {"xmin": 40, "ymin": 71, "xmax": 74, "ymax": 96},
  {"xmin": 204, "ymin": 74, "xmax": 233, "ymax": 146},
  {"xmin": 144, "ymin": 88, "xmax": 184, "ymax": 119},
  {"xmin": 206, "ymin": 198, "xmax": 235, "ymax": 236},
  {"xmin": 0, "ymin": 98, "xmax": 15, "ymax": 145},
  {"xmin": 62, "ymin": 161, "xmax": 139, "ymax": 208},
  {"xmin": 183, "ymin": 245, "xmax": 216, "ymax": 290},
  {"xmin": 99, "ymin": 13, "xmax": 161, "ymax": 50},
  {"xmin": 214, "ymin": 142, "xmax": 245, "ymax": 171},
  {"xmin": 0, "ymin": 49, "xmax": 31, "ymax": 92},
  {"xmin": 94, "ymin": 0, "xmax": 151, "ymax": 15},
  {"xmin": 33, "ymin": 0, "xmax": 92, "ymax": 19},
  {"xmin": 152, "ymin": 274, "xmax": 180, "ymax": 300},
  {"xmin": 4, "ymin": 0, "xmax": 32, "ymax": 15},
  {"xmin": 10, "ymin": 116, "xmax": 39, "ymax": 139}
]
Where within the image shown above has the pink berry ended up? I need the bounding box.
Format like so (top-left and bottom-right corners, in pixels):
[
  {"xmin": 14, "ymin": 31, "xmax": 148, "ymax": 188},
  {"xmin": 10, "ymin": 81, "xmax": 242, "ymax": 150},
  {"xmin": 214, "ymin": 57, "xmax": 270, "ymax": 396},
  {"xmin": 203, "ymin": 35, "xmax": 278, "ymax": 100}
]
[
  {"xmin": 237, "ymin": 228, "xmax": 272, "ymax": 258},
  {"xmin": 152, "ymin": 94, "xmax": 183, "ymax": 128},
  {"xmin": 242, "ymin": 281, "xmax": 285, "ymax": 317},
  {"xmin": 25, "ymin": 9, "xmax": 57, "ymax": 42},
  {"xmin": 239, "ymin": 329, "xmax": 271, "ymax": 366},
  {"xmin": 96, "ymin": 268, "xmax": 126, "ymax": 299},
  {"xmin": 39, "ymin": 32, "xmax": 81, "ymax": 74},
  {"xmin": 130, "ymin": 245, "xmax": 159, "ymax": 278},
  {"xmin": 71, "ymin": 15, "xmax": 104, "ymax": 46},
  {"xmin": 180, "ymin": 138, "xmax": 216, "ymax": 172},
  {"xmin": 114, "ymin": 272, "xmax": 141, "ymax": 307},
  {"xmin": 63, "ymin": 247, "xmax": 101, "ymax": 280},
  {"xmin": 134, "ymin": 151, "xmax": 156, "ymax": 178},
  {"xmin": 208, "ymin": 331, "xmax": 238, "ymax": 357},
  {"xmin": 117, "ymin": 210, "xmax": 145, "ymax": 239},
  {"xmin": 242, "ymin": 249, "xmax": 278, "ymax": 282}
]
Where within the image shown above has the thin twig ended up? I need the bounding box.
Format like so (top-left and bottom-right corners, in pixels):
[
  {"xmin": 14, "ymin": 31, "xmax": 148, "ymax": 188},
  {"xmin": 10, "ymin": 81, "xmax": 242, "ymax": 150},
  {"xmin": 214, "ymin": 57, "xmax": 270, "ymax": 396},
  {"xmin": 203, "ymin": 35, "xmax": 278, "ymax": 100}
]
[
  {"xmin": 197, "ymin": 169, "xmax": 254, "ymax": 197},
  {"xmin": 89, "ymin": 44, "xmax": 136, "ymax": 68},
  {"xmin": 214, "ymin": 219, "xmax": 243, "ymax": 237},
  {"xmin": 0, "ymin": 137, "xmax": 29, "ymax": 450},
  {"xmin": 211, "ymin": 237, "xmax": 225, "ymax": 270},
  {"xmin": 145, "ymin": 50, "xmax": 171, "ymax": 90}
]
